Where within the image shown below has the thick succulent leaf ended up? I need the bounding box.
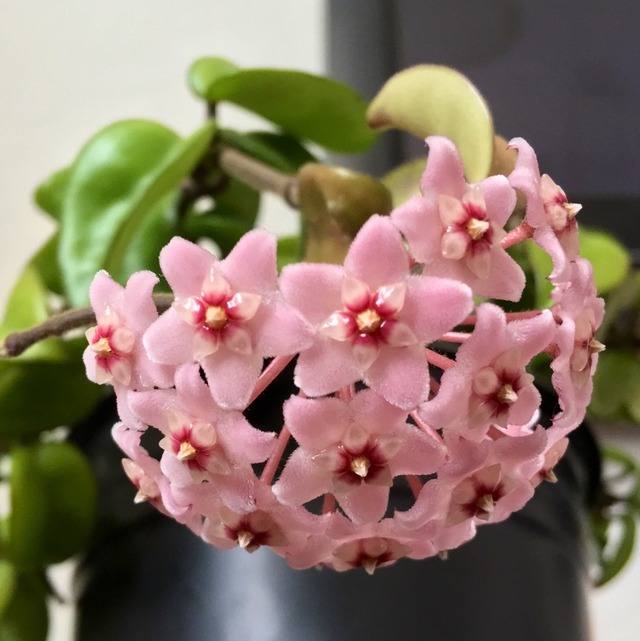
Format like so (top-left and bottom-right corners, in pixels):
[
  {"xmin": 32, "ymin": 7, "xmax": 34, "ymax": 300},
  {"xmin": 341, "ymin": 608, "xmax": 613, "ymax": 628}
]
[
  {"xmin": 188, "ymin": 56, "xmax": 240, "ymax": 98},
  {"xmin": 30, "ymin": 232, "xmax": 63, "ymax": 295},
  {"xmin": 59, "ymin": 120, "xmax": 215, "ymax": 305},
  {"xmin": 381, "ymin": 158, "xmax": 425, "ymax": 208},
  {"xmin": 0, "ymin": 570, "xmax": 48, "ymax": 641},
  {"xmin": 8, "ymin": 442, "xmax": 97, "ymax": 567},
  {"xmin": 0, "ymin": 343, "xmax": 104, "ymax": 440},
  {"xmin": 579, "ymin": 228, "xmax": 630, "ymax": 293},
  {"xmin": 0, "ymin": 560, "xmax": 16, "ymax": 619},
  {"xmin": 590, "ymin": 349, "xmax": 640, "ymax": 422},
  {"xmin": 277, "ymin": 235, "xmax": 302, "ymax": 270},
  {"xmin": 298, "ymin": 164, "xmax": 393, "ymax": 263},
  {"xmin": 0, "ymin": 265, "xmax": 67, "ymax": 362},
  {"xmin": 33, "ymin": 166, "xmax": 71, "ymax": 221},
  {"xmin": 219, "ymin": 129, "xmax": 315, "ymax": 174},
  {"xmin": 189, "ymin": 58, "xmax": 377, "ymax": 153},
  {"xmin": 367, "ymin": 65, "xmax": 494, "ymax": 182}
]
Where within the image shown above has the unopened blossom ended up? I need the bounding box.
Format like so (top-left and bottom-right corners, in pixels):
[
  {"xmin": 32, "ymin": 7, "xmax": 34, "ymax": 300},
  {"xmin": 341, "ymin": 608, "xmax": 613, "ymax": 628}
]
[
  {"xmin": 143, "ymin": 231, "xmax": 312, "ymax": 409},
  {"xmin": 419, "ymin": 304, "xmax": 555, "ymax": 440},
  {"xmin": 509, "ymin": 137, "xmax": 581, "ymax": 281},
  {"xmin": 391, "ymin": 136, "xmax": 524, "ymax": 301},
  {"xmin": 83, "ymin": 270, "xmax": 172, "ymax": 389},
  {"xmin": 274, "ymin": 390, "xmax": 445, "ymax": 523},
  {"xmin": 280, "ymin": 215, "xmax": 473, "ymax": 409}
]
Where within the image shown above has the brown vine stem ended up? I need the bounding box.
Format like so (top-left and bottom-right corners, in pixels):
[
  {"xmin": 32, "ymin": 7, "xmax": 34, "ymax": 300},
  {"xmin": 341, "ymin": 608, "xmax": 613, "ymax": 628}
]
[
  {"xmin": 218, "ymin": 147, "xmax": 300, "ymax": 208},
  {"xmin": 0, "ymin": 294, "xmax": 175, "ymax": 358}
]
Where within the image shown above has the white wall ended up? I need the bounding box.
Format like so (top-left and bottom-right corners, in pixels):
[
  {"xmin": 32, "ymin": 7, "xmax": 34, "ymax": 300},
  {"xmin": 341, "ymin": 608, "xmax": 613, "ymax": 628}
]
[{"xmin": 0, "ymin": 2, "xmax": 636, "ymax": 640}]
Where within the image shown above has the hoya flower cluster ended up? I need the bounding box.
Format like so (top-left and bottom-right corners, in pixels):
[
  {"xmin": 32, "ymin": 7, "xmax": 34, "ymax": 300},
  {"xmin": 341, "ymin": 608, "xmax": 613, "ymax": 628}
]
[{"xmin": 84, "ymin": 136, "xmax": 603, "ymax": 573}]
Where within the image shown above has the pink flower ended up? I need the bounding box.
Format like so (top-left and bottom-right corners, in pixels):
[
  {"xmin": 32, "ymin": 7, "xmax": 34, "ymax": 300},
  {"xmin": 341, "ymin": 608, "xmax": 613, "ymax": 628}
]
[
  {"xmin": 144, "ymin": 231, "xmax": 312, "ymax": 409},
  {"xmin": 509, "ymin": 137, "xmax": 581, "ymax": 281},
  {"xmin": 550, "ymin": 259, "xmax": 605, "ymax": 431},
  {"xmin": 126, "ymin": 364, "xmax": 276, "ymax": 489},
  {"xmin": 273, "ymin": 390, "xmax": 445, "ymax": 523},
  {"xmin": 419, "ymin": 304, "xmax": 555, "ymax": 440},
  {"xmin": 391, "ymin": 136, "xmax": 524, "ymax": 301},
  {"xmin": 83, "ymin": 270, "xmax": 172, "ymax": 388},
  {"xmin": 280, "ymin": 215, "xmax": 473, "ymax": 409}
]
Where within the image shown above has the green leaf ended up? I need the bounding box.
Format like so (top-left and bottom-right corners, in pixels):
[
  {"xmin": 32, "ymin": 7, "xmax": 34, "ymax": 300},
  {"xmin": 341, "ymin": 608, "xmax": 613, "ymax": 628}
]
[
  {"xmin": 589, "ymin": 349, "xmax": 640, "ymax": 422},
  {"xmin": 219, "ymin": 129, "xmax": 315, "ymax": 174},
  {"xmin": 188, "ymin": 56, "xmax": 239, "ymax": 98},
  {"xmin": 60, "ymin": 120, "xmax": 215, "ymax": 305},
  {"xmin": 367, "ymin": 65, "xmax": 495, "ymax": 182},
  {"xmin": 33, "ymin": 167, "xmax": 71, "ymax": 221},
  {"xmin": 579, "ymin": 228, "xmax": 630, "ymax": 293},
  {"xmin": 277, "ymin": 235, "xmax": 301, "ymax": 270},
  {"xmin": 29, "ymin": 233, "xmax": 64, "ymax": 296},
  {"xmin": 8, "ymin": 442, "xmax": 97, "ymax": 567},
  {"xmin": 189, "ymin": 58, "xmax": 377, "ymax": 153},
  {"xmin": 597, "ymin": 513, "xmax": 637, "ymax": 586},
  {"xmin": 0, "ymin": 571, "xmax": 48, "ymax": 641},
  {"xmin": 524, "ymin": 239, "xmax": 554, "ymax": 308},
  {"xmin": 0, "ymin": 344, "xmax": 104, "ymax": 440},
  {"xmin": 0, "ymin": 561, "xmax": 16, "ymax": 619},
  {"xmin": 381, "ymin": 158, "xmax": 425, "ymax": 208}
]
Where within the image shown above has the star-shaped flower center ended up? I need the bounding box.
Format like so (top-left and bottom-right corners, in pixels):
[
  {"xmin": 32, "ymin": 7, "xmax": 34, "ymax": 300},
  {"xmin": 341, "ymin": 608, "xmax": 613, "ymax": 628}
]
[
  {"xmin": 85, "ymin": 311, "xmax": 135, "ymax": 385},
  {"xmin": 172, "ymin": 269, "xmax": 261, "ymax": 359}
]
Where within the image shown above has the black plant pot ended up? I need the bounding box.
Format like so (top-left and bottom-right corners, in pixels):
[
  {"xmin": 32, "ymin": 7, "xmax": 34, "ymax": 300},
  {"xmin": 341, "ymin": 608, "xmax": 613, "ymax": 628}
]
[{"xmin": 72, "ymin": 385, "xmax": 599, "ymax": 641}]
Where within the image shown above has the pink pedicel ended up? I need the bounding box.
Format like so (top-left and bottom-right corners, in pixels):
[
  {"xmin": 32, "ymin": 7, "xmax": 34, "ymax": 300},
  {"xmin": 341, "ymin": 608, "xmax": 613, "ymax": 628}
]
[{"xmin": 84, "ymin": 137, "xmax": 603, "ymax": 573}]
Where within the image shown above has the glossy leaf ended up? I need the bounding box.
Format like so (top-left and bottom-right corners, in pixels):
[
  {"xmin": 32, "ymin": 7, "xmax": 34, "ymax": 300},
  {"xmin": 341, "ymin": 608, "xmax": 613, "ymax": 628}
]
[
  {"xmin": 590, "ymin": 350, "xmax": 640, "ymax": 422},
  {"xmin": 0, "ymin": 571, "xmax": 48, "ymax": 641},
  {"xmin": 189, "ymin": 58, "xmax": 377, "ymax": 153},
  {"xmin": 188, "ymin": 56, "xmax": 239, "ymax": 98},
  {"xmin": 219, "ymin": 129, "xmax": 315, "ymax": 174},
  {"xmin": 277, "ymin": 235, "xmax": 301, "ymax": 270},
  {"xmin": 0, "ymin": 343, "xmax": 104, "ymax": 440},
  {"xmin": 298, "ymin": 164, "xmax": 393, "ymax": 263},
  {"xmin": 0, "ymin": 561, "xmax": 16, "ymax": 619},
  {"xmin": 33, "ymin": 167, "xmax": 71, "ymax": 221},
  {"xmin": 597, "ymin": 513, "xmax": 636, "ymax": 587},
  {"xmin": 8, "ymin": 442, "xmax": 97, "ymax": 567},
  {"xmin": 524, "ymin": 240, "xmax": 554, "ymax": 309},
  {"xmin": 381, "ymin": 158, "xmax": 425, "ymax": 207},
  {"xmin": 60, "ymin": 120, "xmax": 215, "ymax": 305},
  {"xmin": 579, "ymin": 228, "xmax": 630, "ymax": 293},
  {"xmin": 367, "ymin": 65, "xmax": 495, "ymax": 182},
  {"xmin": 29, "ymin": 233, "xmax": 64, "ymax": 296}
]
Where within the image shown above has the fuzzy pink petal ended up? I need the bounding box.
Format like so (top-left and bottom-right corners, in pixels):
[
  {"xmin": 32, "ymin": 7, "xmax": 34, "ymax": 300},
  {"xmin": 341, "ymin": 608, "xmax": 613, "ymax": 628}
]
[
  {"xmin": 402, "ymin": 275, "xmax": 473, "ymax": 342},
  {"xmin": 218, "ymin": 229, "xmax": 278, "ymax": 294},
  {"xmin": 294, "ymin": 340, "xmax": 360, "ymax": 397},
  {"xmin": 251, "ymin": 299, "xmax": 313, "ymax": 356},
  {"xmin": 338, "ymin": 484, "xmax": 389, "ymax": 524},
  {"xmin": 279, "ymin": 262, "xmax": 344, "ymax": 324},
  {"xmin": 273, "ymin": 448, "xmax": 333, "ymax": 506},
  {"xmin": 284, "ymin": 395, "xmax": 351, "ymax": 450},
  {"xmin": 390, "ymin": 425, "xmax": 445, "ymax": 475},
  {"xmin": 418, "ymin": 369, "xmax": 470, "ymax": 431},
  {"xmin": 508, "ymin": 309, "xmax": 555, "ymax": 361},
  {"xmin": 215, "ymin": 413, "xmax": 276, "ymax": 464},
  {"xmin": 390, "ymin": 195, "xmax": 442, "ymax": 264},
  {"xmin": 420, "ymin": 136, "xmax": 466, "ymax": 198},
  {"xmin": 348, "ymin": 389, "xmax": 407, "ymax": 435},
  {"xmin": 122, "ymin": 271, "xmax": 161, "ymax": 331},
  {"xmin": 143, "ymin": 309, "xmax": 195, "ymax": 365},
  {"xmin": 364, "ymin": 344, "xmax": 428, "ymax": 410},
  {"xmin": 202, "ymin": 351, "xmax": 262, "ymax": 410},
  {"xmin": 344, "ymin": 216, "xmax": 409, "ymax": 290},
  {"xmin": 159, "ymin": 237, "xmax": 216, "ymax": 297},
  {"xmin": 89, "ymin": 271, "xmax": 125, "ymax": 318},
  {"xmin": 476, "ymin": 175, "xmax": 516, "ymax": 227},
  {"xmin": 507, "ymin": 384, "xmax": 542, "ymax": 427}
]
